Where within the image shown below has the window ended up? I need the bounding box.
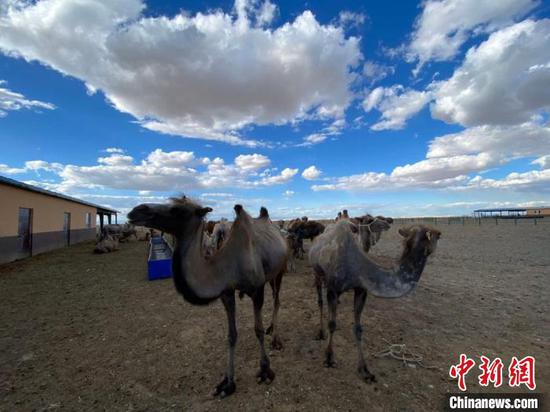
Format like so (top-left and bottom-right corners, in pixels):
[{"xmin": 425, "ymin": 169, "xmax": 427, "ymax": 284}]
[{"xmin": 86, "ymin": 212, "xmax": 92, "ymax": 228}]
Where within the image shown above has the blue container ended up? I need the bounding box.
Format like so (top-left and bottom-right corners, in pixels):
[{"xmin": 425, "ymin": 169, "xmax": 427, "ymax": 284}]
[{"xmin": 147, "ymin": 236, "xmax": 173, "ymax": 280}]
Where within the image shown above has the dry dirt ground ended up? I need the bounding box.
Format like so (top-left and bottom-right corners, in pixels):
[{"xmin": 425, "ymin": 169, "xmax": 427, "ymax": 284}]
[{"xmin": 0, "ymin": 219, "xmax": 548, "ymax": 411}]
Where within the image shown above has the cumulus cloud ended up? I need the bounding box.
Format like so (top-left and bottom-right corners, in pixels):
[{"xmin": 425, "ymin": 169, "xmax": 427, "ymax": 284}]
[
  {"xmin": 1, "ymin": 148, "xmax": 299, "ymax": 192},
  {"xmin": 464, "ymin": 169, "xmax": 550, "ymax": 192},
  {"xmin": 431, "ymin": 19, "xmax": 550, "ymax": 127},
  {"xmin": 363, "ymin": 85, "xmax": 431, "ymax": 130},
  {"xmin": 407, "ymin": 0, "xmax": 538, "ymax": 74},
  {"xmin": 312, "ymin": 121, "xmax": 550, "ymax": 192},
  {"xmin": 426, "ymin": 122, "xmax": 550, "ymax": 160},
  {"xmin": 258, "ymin": 167, "xmax": 298, "ymax": 185},
  {"xmin": 0, "ymin": 80, "xmax": 54, "ymax": 117},
  {"xmin": 302, "ymin": 165, "xmax": 322, "ymax": 180},
  {"xmin": 0, "ymin": 0, "xmax": 362, "ymax": 145},
  {"xmin": 234, "ymin": 154, "xmax": 271, "ymax": 171}
]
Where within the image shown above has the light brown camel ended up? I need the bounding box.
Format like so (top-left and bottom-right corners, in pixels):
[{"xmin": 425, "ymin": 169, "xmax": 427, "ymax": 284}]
[
  {"xmin": 309, "ymin": 221, "xmax": 440, "ymax": 383},
  {"xmin": 127, "ymin": 198, "xmax": 288, "ymax": 398},
  {"xmin": 93, "ymin": 234, "xmax": 119, "ymax": 254}
]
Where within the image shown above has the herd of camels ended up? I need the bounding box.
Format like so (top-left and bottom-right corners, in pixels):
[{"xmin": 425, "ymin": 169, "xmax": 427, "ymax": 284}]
[{"xmin": 128, "ymin": 196, "xmax": 441, "ymax": 398}]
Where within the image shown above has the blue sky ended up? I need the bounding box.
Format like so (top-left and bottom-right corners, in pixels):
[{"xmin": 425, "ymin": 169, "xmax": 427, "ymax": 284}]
[{"xmin": 0, "ymin": 0, "xmax": 549, "ymax": 219}]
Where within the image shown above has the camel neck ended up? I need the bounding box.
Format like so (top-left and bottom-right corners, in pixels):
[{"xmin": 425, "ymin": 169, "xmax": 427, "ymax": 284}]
[
  {"xmin": 172, "ymin": 221, "xmax": 228, "ymax": 305},
  {"xmin": 358, "ymin": 245, "xmax": 427, "ymax": 299}
]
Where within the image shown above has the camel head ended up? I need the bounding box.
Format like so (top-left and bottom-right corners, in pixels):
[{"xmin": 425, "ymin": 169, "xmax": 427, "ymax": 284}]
[
  {"xmin": 399, "ymin": 225, "xmax": 441, "ymax": 261},
  {"xmin": 357, "ymin": 218, "xmax": 391, "ymax": 252},
  {"xmin": 127, "ymin": 196, "xmax": 212, "ymax": 236}
]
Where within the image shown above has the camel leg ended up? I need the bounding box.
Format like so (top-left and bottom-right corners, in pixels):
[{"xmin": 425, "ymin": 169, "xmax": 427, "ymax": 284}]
[
  {"xmin": 265, "ymin": 271, "xmax": 284, "ymax": 350},
  {"xmin": 324, "ymin": 288, "xmax": 338, "ymax": 367},
  {"xmin": 315, "ymin": 273, "xmax": 326, "ymax": 340},
  {"xmin": 252, "ymin": 286, "xmax": 275, "ymax": 384},
  {"xmin": 353, "ymin": 288, "xmax": 376, "ymax": 383},
  {"xmin": 213, "ymin": 292, "xmax": 237, "ymax": 398}
]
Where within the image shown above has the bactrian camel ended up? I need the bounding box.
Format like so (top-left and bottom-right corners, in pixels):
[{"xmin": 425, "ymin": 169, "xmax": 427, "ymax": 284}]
[
  {"xmin": 309, "ymin": 221, "xmax": 441, "ymax": 383},
  {"xmin": 128, "ymin": 197, "xmax": 288, "ymax": 398}
]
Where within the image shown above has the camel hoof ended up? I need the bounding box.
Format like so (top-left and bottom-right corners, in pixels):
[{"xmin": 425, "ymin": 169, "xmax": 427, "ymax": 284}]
[
  {"xmin": 315, "ymin": 330, "xmax": 326, "ymax": 340},
  {"xmin": 256, "ymin": 367, "xmax": 275, "ymax": 384},
  {"xmin": 265, "ymin": 324, "xmax": 273, "ymax": 335},
  {"xmin": 358, "ymin": 366, "xmax": 376, "ymax": 384},
  {"xmin": 271, "ymin": 336, "xmax": 283, "ymax": 350},
  {"xmin": 213, "ymin": 376, "xmax": 236, "ymax": 398},
  {"xmin": 324, "ymin": 352, "xmax": 336, "ymax": 368}
]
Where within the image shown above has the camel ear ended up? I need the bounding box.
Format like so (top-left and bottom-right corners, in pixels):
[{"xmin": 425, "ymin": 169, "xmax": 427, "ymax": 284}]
[
  {"xmin": 426, "ymin": 231, "xmax": 432, "ymax": 241},
  {"xmin": 196, "ymin": 207, "xmax": 212, "ymax": 217},
  {"xmin": 398, "ymin": 227, "xmax": 410, "ymax": 237}
]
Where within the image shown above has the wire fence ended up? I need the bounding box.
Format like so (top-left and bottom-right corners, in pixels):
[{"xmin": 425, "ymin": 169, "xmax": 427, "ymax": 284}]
[{"xmin": 393, "ymin": 216, "xmax": 548, "ymax": 227}]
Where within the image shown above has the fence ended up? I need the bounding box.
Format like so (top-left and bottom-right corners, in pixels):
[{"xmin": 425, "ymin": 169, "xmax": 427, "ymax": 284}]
[{"xmin": 393, "ymin": 216, "xmax": 547, "ymax": 227}]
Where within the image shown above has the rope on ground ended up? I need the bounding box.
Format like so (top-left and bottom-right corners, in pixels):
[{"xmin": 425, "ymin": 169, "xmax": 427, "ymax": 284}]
[{"xmin": 373, "ymin": 339, "xmax": 440, "ymax": 370}]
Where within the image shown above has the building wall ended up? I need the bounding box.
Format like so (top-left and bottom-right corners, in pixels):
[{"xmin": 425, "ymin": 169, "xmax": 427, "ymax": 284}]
[
  {"xmin": 526, "ymin": 207, "xmax": 550, "ymax": 217},
  {"xmin": 0, "ymin": 184, "xmax": 97, "ymax": 264}
]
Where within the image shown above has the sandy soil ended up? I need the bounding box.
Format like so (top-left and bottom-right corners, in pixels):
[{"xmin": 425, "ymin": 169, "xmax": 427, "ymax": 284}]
[{"xmin": 0, "ymin": 219, "xmax": 548, "ymax": 411}]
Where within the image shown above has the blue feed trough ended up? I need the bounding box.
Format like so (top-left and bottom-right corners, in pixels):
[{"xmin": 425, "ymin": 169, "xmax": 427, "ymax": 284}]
[{"xmin": 147, "ymin": 236, "xmax": 173, "ymax": 281}]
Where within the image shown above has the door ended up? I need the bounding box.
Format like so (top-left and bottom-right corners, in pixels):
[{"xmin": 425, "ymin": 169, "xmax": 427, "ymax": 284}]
[
  {"xmin": 63, "ymin": 212, "xmax": 71, "ymax": 246},
  {"xmin": 17, "ymin": 208, "xmax": 32, "ymax": 259}
]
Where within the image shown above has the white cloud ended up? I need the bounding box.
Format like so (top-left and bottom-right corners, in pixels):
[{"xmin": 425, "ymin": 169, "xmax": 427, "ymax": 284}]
[
  {"xmin": 258, "ymin": 167, "xmax": 298, "ymax": 185},
  {"xmin": 338, "ymin": 11, "xmax": 366, "ymax": 28},
  {"xmin": 0, "ymin": 80, "xmax": 54, "ymax": 117},
  {"xmin": 0, "ymin": 0, "xmax": 361, "ymax": 145},
  {"xmin": 464, "ymin": 169, "xmax": 550, "ymax": 192},
  {"xmin": 426, "ymin": 122, "xmax": 550, "ymax": 160},
  {"xmin": 0, "ymin": 148, "xmax": 299, "ymax": 192},
  {"xmin": 302, "ymin": 118, "xmax": 345, "ymax": 145},
  {"xmin": 431, "ymin": 19, "xmax": 550, "ymax": 127},
  {"xmin": 234, "ymin": 153, "xmax": 271, "ymax": 171},
  {"xmin": 311, "ymin": 121, "xmax": 550, "ymax": 192},
  {"xmin": 302, "ymin": 165, "xmax": 322, "ymax": 180},
  {"xmin": 0, "ymin": 164, "xmax": 26, "ymax": 174},
  {"xmin": 363, "ymin": 85, "xmax": 431, "ymax": 130},
  {"xmin": 283, "ymin": 189, "xmax": 294, "ymax": 197},
  {"xmin": 362, "ymin": 60, "xmax": 394, "ymax": 85},
  {"xmin": 407, "ymin": 0, "xmax": 538, "ymax": 74},
  {"xmin": 105, "ymin": 147, "xmax": 125, "ymax": 154},
  {"xmin": 532, "ymin": 155, "xmax": 550, "ymax": 169},
  {"xmin": 97, "ymin": 154, "xmax": 134, "ymax": 166}
]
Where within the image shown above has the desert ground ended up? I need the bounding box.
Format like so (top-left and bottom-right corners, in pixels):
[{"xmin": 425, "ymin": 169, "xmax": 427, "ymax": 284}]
[{"xmin": 0, "ymin": 218, "xmax": 548, "ymax": 411}]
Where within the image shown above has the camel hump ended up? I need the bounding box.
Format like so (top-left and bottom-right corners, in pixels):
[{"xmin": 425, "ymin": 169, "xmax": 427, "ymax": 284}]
[{"xmin": 259, "ymin": 207, "xmax": 269, "ymax": 219}]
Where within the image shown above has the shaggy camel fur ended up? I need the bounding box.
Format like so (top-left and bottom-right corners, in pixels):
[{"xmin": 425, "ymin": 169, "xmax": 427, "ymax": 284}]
[
  {"xmin": 309, "ymin": 221, "xmax": 440, "ymax": 383},
  {"xmin": 212, "ymin": 218, "xmax": 231, "ymax": 250},
  {"xmin": 93, "ymin": 235, "xmax": 119, "ymax": 254},
  {"xmin": 351, "ymin": 214, "xmax": 394, "ymax": 250},
  {"xmin": 128, "ymin": 198, "xmax": 288, "ymax": 398}
]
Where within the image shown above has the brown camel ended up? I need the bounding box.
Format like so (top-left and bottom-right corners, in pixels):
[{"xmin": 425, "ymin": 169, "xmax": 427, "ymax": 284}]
[
  {"xmin": 127, "ymin": 197, "xmax": 288, "ymax": 398},
  {"xmin": 93, "ymin": 234, "xmax": 119, "ymax": 254},
  {"xmin": 351, "ymin": 214, "xmax": 394, "ymax": 249},
  {"xmin": 309, "ymin": 221, "xmax": 440, "ymax": 383}
]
